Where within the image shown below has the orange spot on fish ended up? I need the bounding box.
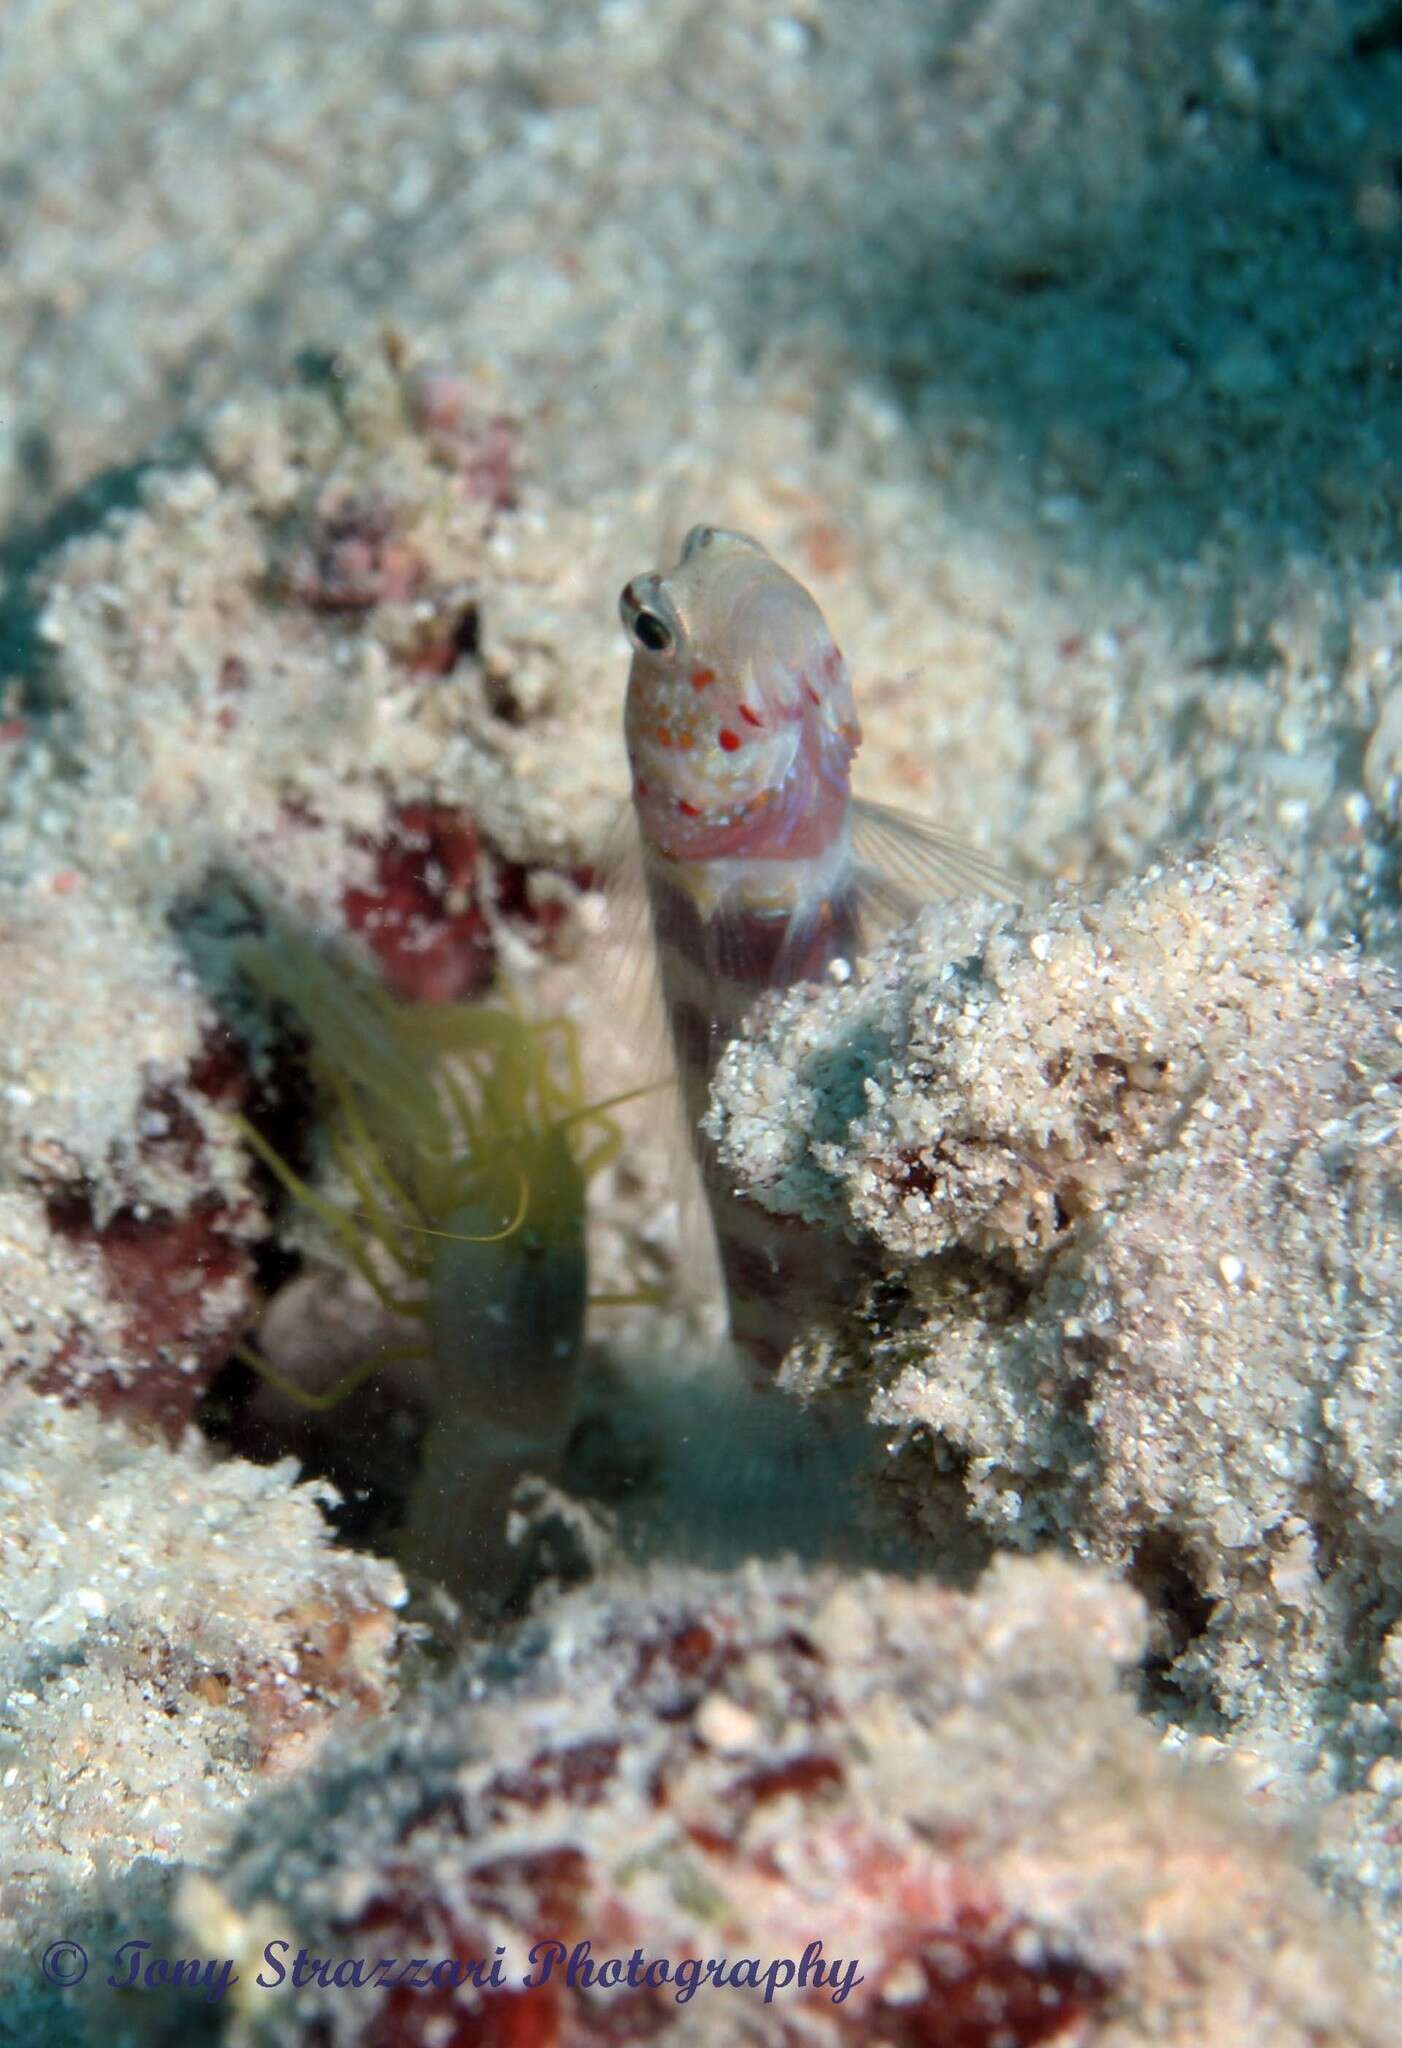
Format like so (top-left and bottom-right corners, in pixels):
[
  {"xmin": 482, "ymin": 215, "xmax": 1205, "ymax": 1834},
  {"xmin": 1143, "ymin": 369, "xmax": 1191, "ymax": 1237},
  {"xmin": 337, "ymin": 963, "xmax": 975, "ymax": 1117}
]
[
  {"xmin": 656, "ymin": 726, "xmax": 674, "ymax": 748},
  {"xmin": 678, "ymin": 732, "xmax": 696, "ymax": 751},
  {"xmin": 691, "ymin": 666, "xmax": 716, "ymax": 690},
  {"xmin": 739, "ymin": 705, "xmax": 763, "ymax": 727},
  {"xmin": 718, "ymin": 728, "xmax": 741, "ymax": 752},
  {"xmin": 678, "ymin": 798, "xmax": 702, "ymax": 818}
]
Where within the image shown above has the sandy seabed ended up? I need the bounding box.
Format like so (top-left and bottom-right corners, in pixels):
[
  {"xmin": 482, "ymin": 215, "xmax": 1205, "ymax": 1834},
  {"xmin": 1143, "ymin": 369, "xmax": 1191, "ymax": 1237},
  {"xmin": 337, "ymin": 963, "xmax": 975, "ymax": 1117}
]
[{"xmin": 1, "ymin": 3, "xmax": 1401, "ymax": 2043}]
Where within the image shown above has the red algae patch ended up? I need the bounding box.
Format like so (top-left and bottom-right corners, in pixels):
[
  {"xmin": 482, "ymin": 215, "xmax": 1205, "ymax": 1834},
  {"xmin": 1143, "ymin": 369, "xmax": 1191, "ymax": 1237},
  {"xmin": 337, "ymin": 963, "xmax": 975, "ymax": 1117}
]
[
  {"xmin": 0, "ymin": 348, "xmax": 627, "ymax": 1413},
  {"xmin": 40, "ymin": 1193, "xmax": 255, "ymax": 1436},
  {"xmin": 342, "ymin": 802, "xmax": 496, "ymax": 1004},
  {"xmin": 180, "ymin": 1557, "xmax": 1389, "ymax": 2048}
]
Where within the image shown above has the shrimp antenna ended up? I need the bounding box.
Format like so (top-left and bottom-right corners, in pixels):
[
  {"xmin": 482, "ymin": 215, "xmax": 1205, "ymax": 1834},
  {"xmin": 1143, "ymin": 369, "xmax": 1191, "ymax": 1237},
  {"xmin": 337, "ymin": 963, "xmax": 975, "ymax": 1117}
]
[
  {"xmin": 350, "ymin": 1166, "xmax": 531, "ymax": 1248},
  {"xmin": 554, "ymin": 1078, "xmax": 673, "ymax": 1134}
]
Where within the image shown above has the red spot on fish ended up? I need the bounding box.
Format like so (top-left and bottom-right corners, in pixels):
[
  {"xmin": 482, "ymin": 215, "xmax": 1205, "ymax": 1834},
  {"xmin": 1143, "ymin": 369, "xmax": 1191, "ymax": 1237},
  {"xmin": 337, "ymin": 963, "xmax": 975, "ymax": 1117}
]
[
  {"xmin": 678, "ymin": 799, "xmax": 702, "ymax": 818},
  {"xmin": 739, "ymin": 704, "xmax": 763, "ymax": 727},
  {"xmin": 806, "ymin": 683, "xmax": 822, "ymax": 706},
  {"xmin": 691, "ymin": 666, "xmax": 716, "ymax": 690},
  {"xmin": 718, "ymin": 728, "xmax": 741, "ymax": 752},
  {"xmin": 634, "ymin": 778, "xmax": 649, "ymax": 798}
]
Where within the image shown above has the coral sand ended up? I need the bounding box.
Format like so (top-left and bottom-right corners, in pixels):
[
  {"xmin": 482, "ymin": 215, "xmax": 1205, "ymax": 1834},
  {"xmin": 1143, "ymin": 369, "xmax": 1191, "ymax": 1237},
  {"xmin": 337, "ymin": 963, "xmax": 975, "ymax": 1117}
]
[{"xmin": 1, "ymin": 2, "xmax": 1401, "ymax": 2041}]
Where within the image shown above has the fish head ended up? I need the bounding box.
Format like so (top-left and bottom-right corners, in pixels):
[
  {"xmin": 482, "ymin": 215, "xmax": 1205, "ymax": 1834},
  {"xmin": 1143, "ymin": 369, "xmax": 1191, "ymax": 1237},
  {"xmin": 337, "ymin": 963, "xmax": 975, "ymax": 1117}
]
[{"xmin": 620, "ymin": 525, "xmax": 860, "ymax": 863}]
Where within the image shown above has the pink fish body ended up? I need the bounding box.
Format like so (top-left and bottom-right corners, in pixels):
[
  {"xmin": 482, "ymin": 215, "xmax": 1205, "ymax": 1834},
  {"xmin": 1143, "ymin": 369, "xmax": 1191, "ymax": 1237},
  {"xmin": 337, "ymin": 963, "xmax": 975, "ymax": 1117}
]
[
  {"xmin": 622, "ymin": 525, "xmax": 1006, "ymax": 1372},
  {"xmin": 623, "ymin": 524, "xmax": 859, "ymax": 880}
]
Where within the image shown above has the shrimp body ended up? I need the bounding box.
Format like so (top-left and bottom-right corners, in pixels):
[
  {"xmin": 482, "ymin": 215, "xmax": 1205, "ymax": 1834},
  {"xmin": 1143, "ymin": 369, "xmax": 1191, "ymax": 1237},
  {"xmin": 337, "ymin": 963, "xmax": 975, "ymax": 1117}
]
[
  {"xmin": 234, "ymin": 930, "xmax": 640, "ymax": 1614},
  {"xmin": 621, "ymin": 526, "xmax": 870, "ymax": 1371}
]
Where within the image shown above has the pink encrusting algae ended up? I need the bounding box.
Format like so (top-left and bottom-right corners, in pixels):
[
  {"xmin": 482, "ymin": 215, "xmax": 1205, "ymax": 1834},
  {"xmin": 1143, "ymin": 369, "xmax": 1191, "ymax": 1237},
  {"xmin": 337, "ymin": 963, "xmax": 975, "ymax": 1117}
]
[{"xmin": 621, "ymin": 524, "xmax": 1006, "ymax": 1371}]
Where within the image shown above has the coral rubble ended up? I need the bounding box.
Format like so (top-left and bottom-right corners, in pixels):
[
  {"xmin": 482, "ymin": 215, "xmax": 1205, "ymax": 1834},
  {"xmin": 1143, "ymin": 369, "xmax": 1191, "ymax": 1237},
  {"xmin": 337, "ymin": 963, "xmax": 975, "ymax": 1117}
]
[
  {"xmin": 4, "ymin": 0, "xmax": 1402, "ymax": 2024},
  {"xmin": 0, "ymin": 1392, "xmax": 404, "ymax": 2045},
  {"xmin": 0, "ymin": 351, "xmax": 630, "ymax": 1409},
  {"xmin": 708, "ymin": 841, "xmax": 1402, "ymax": 1963},
  {"xmin": 179, "ymin": 1555, "xmax": 1390, "ymax": 2048}
]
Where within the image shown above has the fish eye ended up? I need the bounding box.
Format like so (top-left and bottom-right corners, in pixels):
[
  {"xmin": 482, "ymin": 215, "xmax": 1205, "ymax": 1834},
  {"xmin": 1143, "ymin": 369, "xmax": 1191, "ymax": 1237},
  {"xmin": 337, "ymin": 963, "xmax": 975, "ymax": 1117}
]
[
  {"xmin": 632, "ymin": 609, "xmax": 673, "ymax": 654},
  {"xmin": 620, "ymin": 575, "xmax": 679, "ymax": 657}
]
